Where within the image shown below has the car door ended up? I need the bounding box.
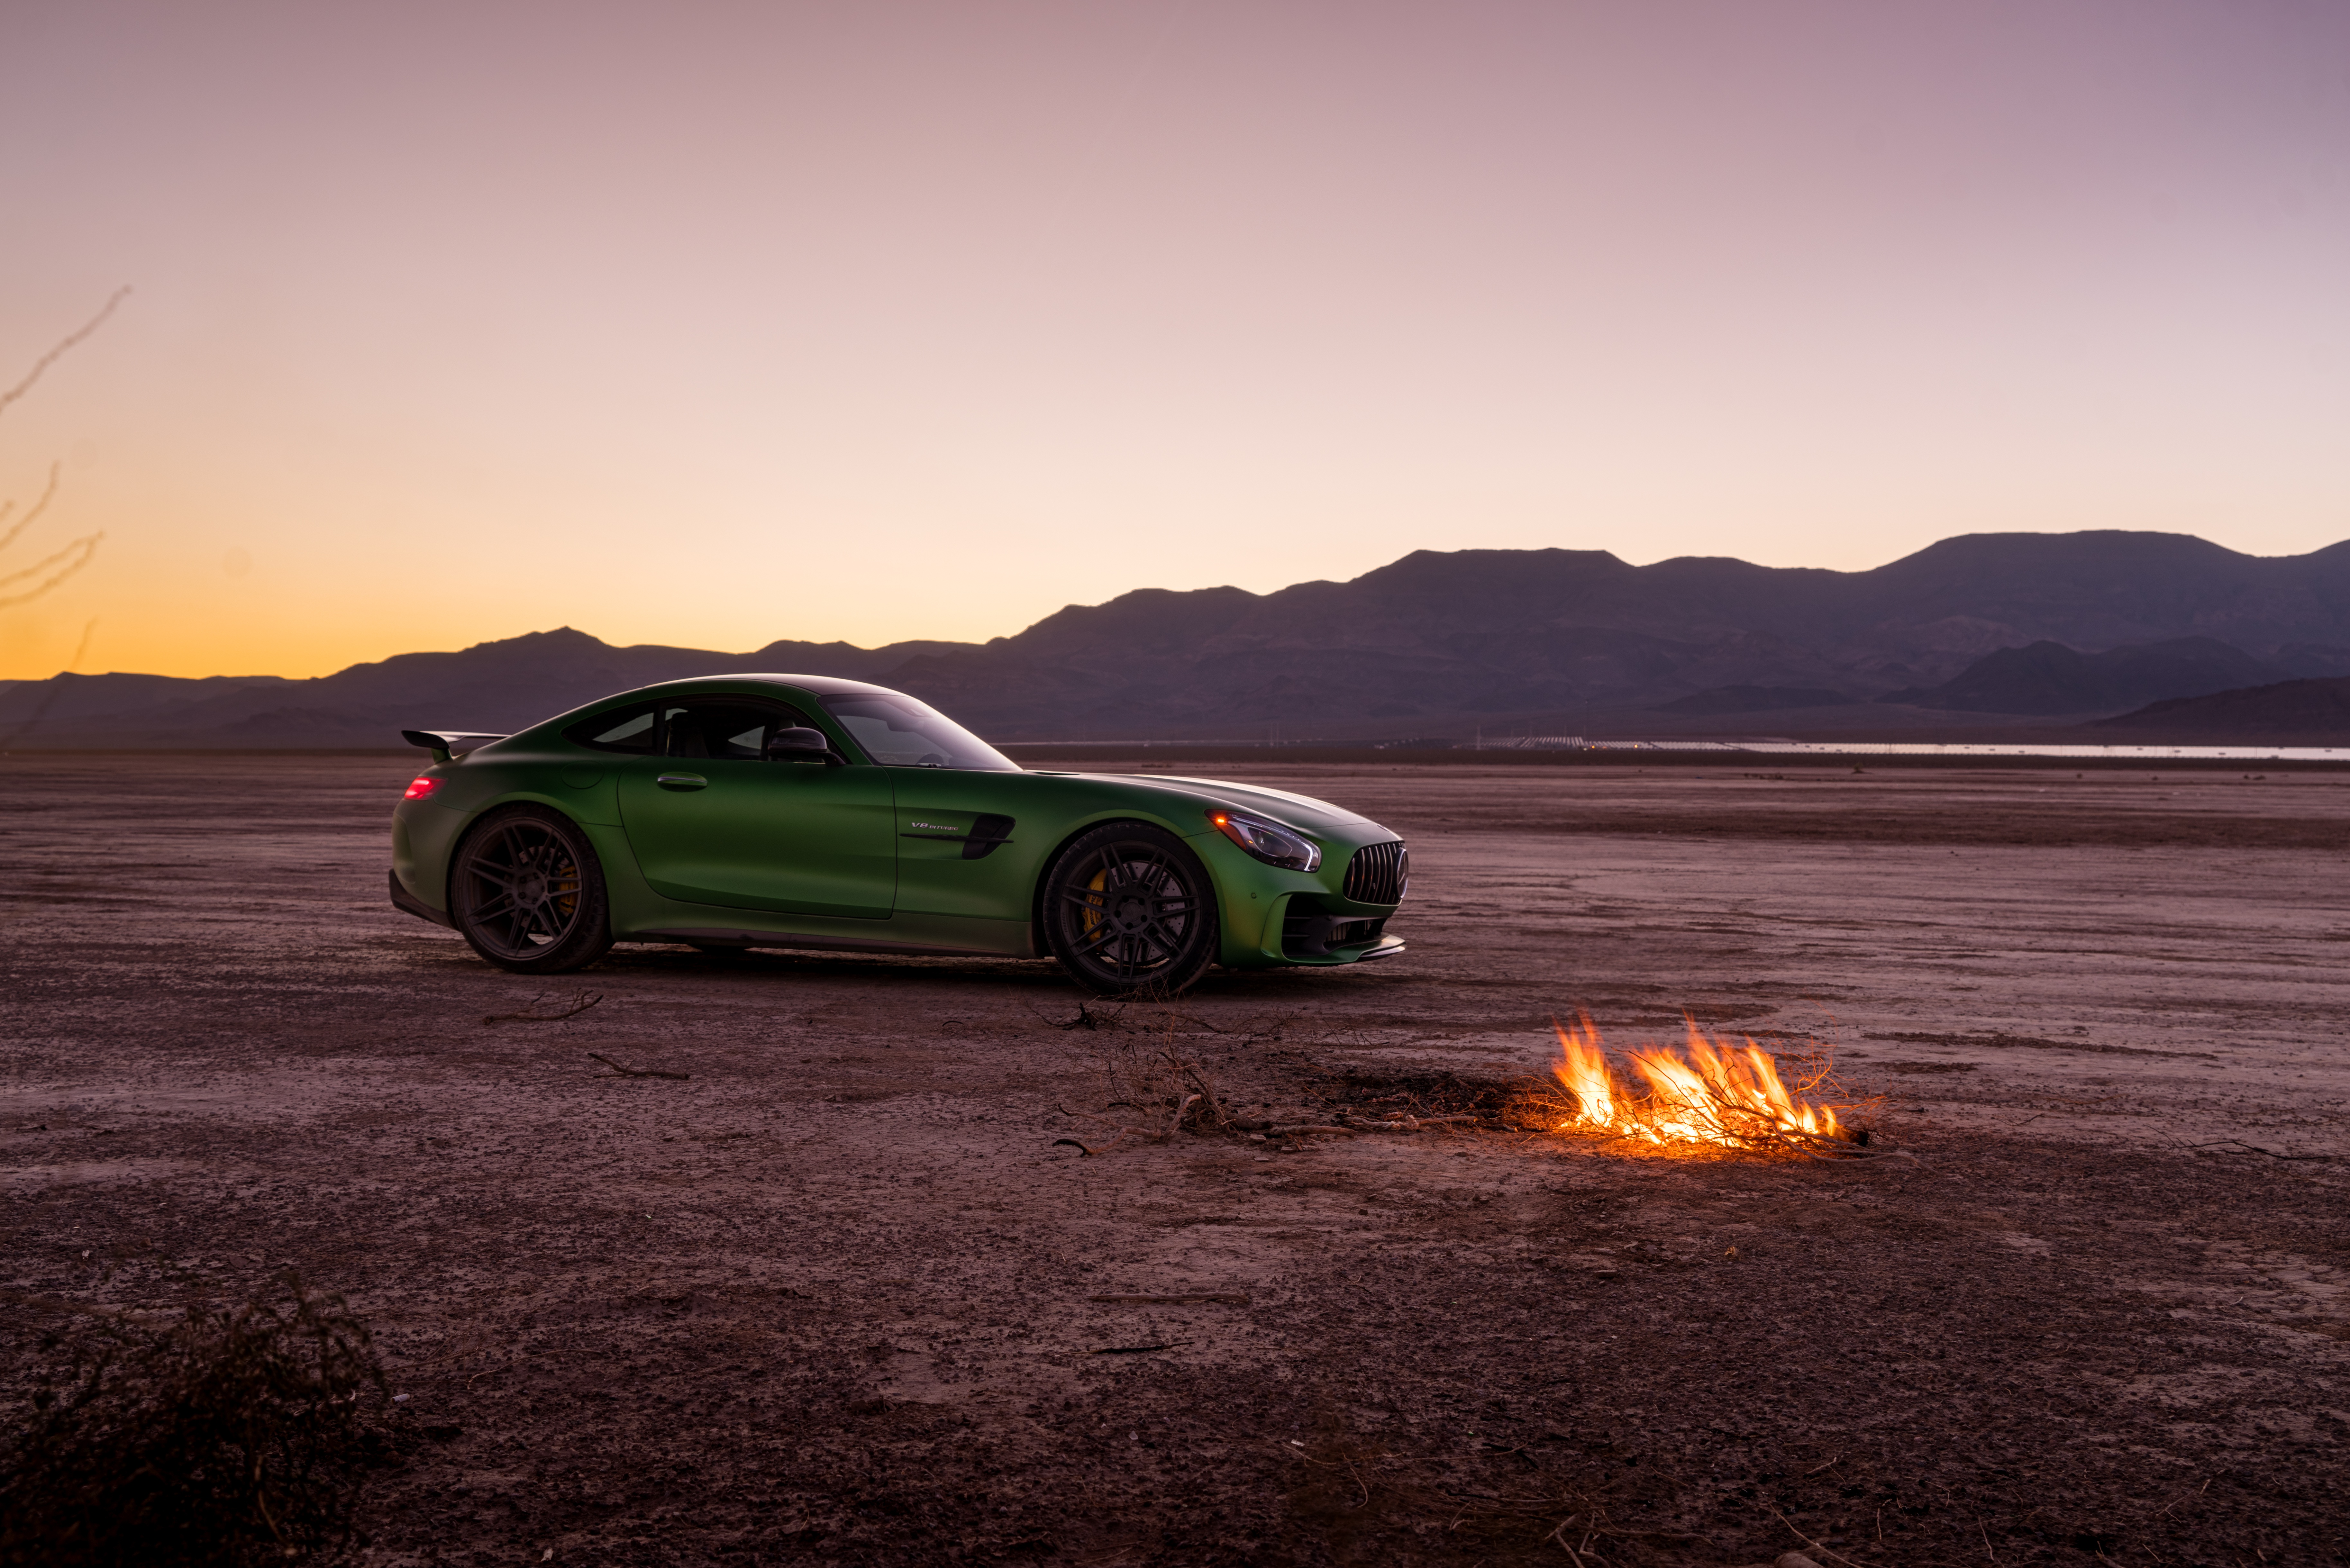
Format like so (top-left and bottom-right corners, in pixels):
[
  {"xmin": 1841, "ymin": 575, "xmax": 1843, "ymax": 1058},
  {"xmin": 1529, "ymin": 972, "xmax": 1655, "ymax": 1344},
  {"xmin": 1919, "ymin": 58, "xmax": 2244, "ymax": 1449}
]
[
  {"xmin": 615, "ymin": 695, "xmax": 896, "ymax": 919},
  {"xmin": 888, "ymin": 769, "xmax": 1041, "ymax": 920}
]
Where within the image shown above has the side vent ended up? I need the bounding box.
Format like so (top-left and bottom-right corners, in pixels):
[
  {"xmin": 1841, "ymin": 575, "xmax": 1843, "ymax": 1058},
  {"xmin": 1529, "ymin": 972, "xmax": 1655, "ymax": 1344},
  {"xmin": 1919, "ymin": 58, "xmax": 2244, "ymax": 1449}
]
[{"xmin": 1342, "ymin": 840, "xmax": 1409, "ymax": 904}]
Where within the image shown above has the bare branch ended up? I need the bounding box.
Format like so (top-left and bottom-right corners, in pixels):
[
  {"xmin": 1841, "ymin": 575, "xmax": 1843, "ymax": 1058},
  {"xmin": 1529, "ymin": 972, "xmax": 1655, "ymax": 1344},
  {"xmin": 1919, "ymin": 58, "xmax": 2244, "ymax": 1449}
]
[
  {"xmin": 0, "ymin": 287, "xmax": 131, "ymax": 419},
  {"xmin": 4, "ymin": 291, "xmax": 131, "ymax": 618},
  {"xmin": 0, "ymin": 617, "xmax": 98, "ymax": 746},
  {"xmin": 0, "ymin": 463, "xmax": 60, "ymax": 556},
  {"xmin": 0, "ymin": 533, "xmax": 102, "ymax": 610},
  {"xmin": 0, "ymin": 529, "xmax": 102, "ymax": 590},
  {"xmin": 586, "ymin": 1051, "xmax": 689, "ymax": 1081},
  {"xmin": 482, "ymin": 991, "xmax": 604, "ymax": 1025}
]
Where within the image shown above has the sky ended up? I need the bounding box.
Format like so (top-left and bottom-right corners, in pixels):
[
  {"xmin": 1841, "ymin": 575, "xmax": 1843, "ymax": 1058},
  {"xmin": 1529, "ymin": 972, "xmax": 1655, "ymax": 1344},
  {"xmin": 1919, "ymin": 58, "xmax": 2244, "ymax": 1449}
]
[{"xmin": 3, "ymin": 0, "xmax": 2346, "ymax": 681}]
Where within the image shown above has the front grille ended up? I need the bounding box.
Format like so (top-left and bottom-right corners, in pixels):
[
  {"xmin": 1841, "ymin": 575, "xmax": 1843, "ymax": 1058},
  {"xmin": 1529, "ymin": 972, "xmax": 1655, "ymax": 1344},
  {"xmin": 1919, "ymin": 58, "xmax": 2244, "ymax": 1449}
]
[{"xmin": 1343, "ymin": 839, "xmax": 1409, "ymax": 904}]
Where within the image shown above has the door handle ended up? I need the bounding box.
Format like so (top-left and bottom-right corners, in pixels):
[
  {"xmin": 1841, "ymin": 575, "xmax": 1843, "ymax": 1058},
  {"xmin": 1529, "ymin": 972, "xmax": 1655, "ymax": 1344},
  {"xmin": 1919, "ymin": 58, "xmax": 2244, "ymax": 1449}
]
[{"xmin": 655, "ymin": 773, "xmax": 708, "ymax": 791}]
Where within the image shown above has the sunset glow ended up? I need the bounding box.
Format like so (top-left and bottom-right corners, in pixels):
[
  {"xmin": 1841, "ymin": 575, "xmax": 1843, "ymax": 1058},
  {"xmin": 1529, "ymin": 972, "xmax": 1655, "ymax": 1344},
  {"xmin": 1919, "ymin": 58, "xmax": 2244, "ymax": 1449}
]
[{"xmin": 5, "ymin": 1, "xmax": 2346, "ymax": 680}]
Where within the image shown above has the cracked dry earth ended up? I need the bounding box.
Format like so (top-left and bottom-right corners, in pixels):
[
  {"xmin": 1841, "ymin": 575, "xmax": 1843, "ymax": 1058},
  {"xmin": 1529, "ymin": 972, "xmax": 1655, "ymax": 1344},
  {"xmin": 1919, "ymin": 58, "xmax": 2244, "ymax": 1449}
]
[{"xmin": 3, "ymin": 752, "xmax": 2348, "ymax": 1567}]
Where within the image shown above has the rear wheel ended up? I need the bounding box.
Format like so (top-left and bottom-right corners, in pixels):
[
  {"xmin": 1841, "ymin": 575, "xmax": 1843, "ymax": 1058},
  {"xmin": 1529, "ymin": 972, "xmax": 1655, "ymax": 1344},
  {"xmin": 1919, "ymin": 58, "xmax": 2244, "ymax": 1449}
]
[
  {"xmin": 1043, "ymin": 823, "xmax": 1219, "ymax": 997},
  {"xmin": 449, "ymin": 806, "xmax": 614, "ymax": 974}
]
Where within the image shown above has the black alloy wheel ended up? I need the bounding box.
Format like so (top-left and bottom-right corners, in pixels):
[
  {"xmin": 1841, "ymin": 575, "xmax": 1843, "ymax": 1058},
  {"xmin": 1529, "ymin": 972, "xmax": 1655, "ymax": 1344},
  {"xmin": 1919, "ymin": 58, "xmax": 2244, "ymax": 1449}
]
[
  {"xmin": 1043, "ymin": 822, "xmax": 1219, "ymax": 996},
  {"xmin": 449, "ymin": 806, "xmax": 614, "ymax": 974}
]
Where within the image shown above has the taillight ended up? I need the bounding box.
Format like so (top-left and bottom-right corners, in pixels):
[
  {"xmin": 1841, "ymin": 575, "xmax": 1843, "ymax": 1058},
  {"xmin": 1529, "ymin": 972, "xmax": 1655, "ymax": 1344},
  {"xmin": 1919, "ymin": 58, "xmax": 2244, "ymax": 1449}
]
[{"xmin": 404, "ymin": 776, "xmax": 442, "ymax": 801}]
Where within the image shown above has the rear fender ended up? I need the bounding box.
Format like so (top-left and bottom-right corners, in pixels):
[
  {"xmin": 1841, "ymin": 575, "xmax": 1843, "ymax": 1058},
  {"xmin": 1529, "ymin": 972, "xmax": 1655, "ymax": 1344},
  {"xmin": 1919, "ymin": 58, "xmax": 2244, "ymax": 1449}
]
[{"xmin": 413, "ymin": 795, "xmax": 635, "ymax": 921}]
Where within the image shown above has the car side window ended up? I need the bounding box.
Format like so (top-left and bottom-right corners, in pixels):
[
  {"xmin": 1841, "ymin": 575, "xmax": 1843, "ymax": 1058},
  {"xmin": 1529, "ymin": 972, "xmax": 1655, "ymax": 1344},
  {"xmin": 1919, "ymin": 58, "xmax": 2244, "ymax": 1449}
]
[
  {"xmin": 568, "ymin": 704, "xmax": 659, "ymax": 754},
  {"xmin": 659, "ymin": 699, "xmax": 815, "ymax": 761}
]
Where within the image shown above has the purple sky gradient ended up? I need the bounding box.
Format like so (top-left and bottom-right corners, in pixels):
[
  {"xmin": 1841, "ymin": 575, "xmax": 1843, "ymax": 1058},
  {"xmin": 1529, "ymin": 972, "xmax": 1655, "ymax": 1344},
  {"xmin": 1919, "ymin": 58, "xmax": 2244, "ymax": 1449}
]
[{"xmin": 3, "ymin": 0, "xmax": 2345, "ymax": 678}]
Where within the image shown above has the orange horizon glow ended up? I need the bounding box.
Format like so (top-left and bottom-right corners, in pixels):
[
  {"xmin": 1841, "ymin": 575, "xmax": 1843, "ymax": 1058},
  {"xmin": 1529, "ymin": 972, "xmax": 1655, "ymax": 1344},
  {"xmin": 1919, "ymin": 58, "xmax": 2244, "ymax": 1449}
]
[{"xmin": 6, "ymin": 1, "xmax": 2348, "ymax": 683}]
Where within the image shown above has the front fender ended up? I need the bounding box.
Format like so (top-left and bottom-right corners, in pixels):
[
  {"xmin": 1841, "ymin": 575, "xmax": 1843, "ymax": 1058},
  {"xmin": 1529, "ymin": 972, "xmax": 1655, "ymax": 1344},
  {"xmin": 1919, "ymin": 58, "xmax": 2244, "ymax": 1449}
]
[{"xmin": 1191, "ymin": 831, "xmax": 1330, "ymax": 968}]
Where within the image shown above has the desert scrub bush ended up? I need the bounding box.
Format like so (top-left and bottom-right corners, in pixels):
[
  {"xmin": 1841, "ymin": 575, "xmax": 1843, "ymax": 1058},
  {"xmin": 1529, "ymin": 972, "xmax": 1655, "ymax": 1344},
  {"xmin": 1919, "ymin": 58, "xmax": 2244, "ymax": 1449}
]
[{"xmin": 0, "ymin": 1276, "xmax": 385, "ymax": 1567}]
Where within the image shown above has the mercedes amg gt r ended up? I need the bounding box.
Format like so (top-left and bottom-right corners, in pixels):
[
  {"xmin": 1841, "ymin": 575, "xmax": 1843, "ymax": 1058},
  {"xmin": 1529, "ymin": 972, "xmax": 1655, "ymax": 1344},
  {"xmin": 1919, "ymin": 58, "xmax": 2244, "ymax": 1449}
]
[{"xmin": 389, "ymin": 675, "xmax": 1407, "ymax": 994}]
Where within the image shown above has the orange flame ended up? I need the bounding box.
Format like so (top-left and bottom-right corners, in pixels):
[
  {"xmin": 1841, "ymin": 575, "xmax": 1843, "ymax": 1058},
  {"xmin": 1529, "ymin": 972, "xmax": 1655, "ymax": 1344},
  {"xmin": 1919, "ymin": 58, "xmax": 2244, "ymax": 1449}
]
[{"xmin": 1551, "ymin": 1013, "xmax": 1844, "ymax": 1152}]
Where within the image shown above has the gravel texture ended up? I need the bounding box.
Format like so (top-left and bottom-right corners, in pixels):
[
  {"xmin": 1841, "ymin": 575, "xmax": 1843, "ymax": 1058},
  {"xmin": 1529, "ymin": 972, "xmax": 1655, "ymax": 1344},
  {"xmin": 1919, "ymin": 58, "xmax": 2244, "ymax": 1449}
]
[{"xmin": 3, "ymin": 754, "xmax": 2345, "ymax": 1565}]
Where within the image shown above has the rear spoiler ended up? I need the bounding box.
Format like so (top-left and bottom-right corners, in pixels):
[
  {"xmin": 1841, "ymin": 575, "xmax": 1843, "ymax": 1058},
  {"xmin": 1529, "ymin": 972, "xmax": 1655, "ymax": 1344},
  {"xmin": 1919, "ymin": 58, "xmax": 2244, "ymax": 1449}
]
[{"xmin": 401, "ymin": 729, "xmax": 508, "ymax": 764}]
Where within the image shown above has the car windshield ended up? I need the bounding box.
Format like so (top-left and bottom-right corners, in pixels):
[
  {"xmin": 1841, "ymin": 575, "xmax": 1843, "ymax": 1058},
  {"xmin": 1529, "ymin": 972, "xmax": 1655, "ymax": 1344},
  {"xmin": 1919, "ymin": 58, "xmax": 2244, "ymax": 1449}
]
[{"xmin": 822, "ymin": 694, "xmax": 1020, "ymax": 771}]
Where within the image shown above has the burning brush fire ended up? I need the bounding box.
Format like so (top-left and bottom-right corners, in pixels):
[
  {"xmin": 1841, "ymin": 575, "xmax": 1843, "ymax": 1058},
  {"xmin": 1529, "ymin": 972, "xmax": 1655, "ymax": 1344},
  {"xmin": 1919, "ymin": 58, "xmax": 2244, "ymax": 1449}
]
[{"xmin": 1549, "ymin": 1014, "xmax": 1866, "ymax": 1157}]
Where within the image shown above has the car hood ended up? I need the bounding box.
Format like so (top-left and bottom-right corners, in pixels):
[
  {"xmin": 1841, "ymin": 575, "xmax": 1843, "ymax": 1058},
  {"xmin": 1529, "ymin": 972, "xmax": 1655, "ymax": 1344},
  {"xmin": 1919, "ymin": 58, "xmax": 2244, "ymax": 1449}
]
[{"xmin": 1061, "ymin": 772, "xmax": 1378, "ymax": 833}]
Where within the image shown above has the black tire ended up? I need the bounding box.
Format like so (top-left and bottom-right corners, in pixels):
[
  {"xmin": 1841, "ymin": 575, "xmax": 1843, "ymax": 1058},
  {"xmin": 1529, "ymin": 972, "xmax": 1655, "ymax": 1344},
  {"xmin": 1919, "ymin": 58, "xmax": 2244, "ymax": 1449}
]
[
  {"xmin": 1042, "ymin": 822, "xmax": 1220, "ymax": 997},
  {"xmin": 448, "ymin": 805, "xmax": 615, "ymax": 974}
]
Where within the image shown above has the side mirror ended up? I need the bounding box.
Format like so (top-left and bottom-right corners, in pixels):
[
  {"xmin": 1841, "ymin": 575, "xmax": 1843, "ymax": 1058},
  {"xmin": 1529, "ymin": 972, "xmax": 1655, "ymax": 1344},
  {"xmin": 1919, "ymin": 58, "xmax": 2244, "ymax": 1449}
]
[{"xmin": 765, "ymin": 726, "xmax": 834, "ymax": 763}]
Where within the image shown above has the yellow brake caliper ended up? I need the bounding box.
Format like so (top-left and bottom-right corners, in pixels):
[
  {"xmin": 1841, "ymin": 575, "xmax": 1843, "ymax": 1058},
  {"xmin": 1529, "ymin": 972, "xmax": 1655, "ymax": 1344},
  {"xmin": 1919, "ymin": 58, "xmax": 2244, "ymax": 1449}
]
[
  {"xmin": 1084, "ymin": 869, "xmax": 1107, "ymax": 942},
  {"xmin": 553, "ymin": 854, "xmax": 581, "ymax": 922}
]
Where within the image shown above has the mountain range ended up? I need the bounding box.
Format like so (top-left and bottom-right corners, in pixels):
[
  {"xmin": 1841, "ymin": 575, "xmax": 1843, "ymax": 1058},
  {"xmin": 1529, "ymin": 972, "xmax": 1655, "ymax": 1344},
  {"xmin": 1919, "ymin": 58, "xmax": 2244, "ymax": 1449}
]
[
  {"xmin": 2094, "ymin": 676, "xmax": 2350, "ymax": 739},
  {"xmin": 1877, "ymin": 637, "xmax": 2322, "ymax": 716},
  {"xmin": 5, "ymin": 530, "xmax": 2349, "ymax": 746}
]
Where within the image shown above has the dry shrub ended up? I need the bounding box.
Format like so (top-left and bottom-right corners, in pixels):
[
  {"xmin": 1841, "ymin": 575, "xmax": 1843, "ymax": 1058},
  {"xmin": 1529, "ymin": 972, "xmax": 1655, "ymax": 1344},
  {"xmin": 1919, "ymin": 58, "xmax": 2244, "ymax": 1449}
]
[
  {"xmin": 1316, "ymin": 1069, "xmax": 1524, "ymax": 1121},
  {"xmin": 1055, "ymin": 1003, "xmax": 1238, "ymax": 1147},
  {"xmin": 0, "ymin": 1276, "xmax": 385, "ymax": 1567},
  {"xmin": 1281, "ymin": 1413, "xmax": 1648, "ymax": 1566}
]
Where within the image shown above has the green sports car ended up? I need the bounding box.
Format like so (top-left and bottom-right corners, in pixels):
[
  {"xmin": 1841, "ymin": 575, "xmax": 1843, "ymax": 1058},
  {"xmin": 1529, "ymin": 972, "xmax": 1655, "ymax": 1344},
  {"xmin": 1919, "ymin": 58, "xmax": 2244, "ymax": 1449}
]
[{"xmin": 389, "ymin": 675, "xmax": 1407, "ymax": 994}]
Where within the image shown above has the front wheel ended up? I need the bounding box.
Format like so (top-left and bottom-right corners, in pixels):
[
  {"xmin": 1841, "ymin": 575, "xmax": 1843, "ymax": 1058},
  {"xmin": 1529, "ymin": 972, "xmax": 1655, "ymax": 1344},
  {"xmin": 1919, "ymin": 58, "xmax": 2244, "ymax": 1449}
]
[
  {"xmin": 1042, "ymin": 823, "xmax": 1219, "ymax": 997},
  {"xmin": 449, "ymin": 806, "xmax": 615, "ymax": 974}
]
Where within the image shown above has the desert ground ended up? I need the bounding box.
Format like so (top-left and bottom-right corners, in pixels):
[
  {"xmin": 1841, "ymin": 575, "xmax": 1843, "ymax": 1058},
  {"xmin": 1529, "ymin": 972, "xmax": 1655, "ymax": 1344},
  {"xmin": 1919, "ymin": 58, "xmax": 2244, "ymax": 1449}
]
[{"xmin": 3, "ymin": 753, "xmax": 2347, "ymax": 1566}]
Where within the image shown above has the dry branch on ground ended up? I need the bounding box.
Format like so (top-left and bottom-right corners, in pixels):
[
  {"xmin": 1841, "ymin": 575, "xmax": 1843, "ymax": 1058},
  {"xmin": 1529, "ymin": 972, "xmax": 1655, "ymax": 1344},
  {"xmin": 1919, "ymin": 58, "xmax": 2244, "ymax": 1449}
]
[{"xmin": 0, "ymin": 1276, "xmax": 385, "ymax": 1568}]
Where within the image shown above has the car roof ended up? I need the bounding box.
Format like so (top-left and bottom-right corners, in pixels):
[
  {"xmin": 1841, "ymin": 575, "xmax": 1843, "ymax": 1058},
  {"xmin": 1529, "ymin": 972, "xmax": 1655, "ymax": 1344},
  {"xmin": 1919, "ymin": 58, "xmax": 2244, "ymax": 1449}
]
[
  {"xmin": 621, "ymin": 673, "xmax": 908, "ymax": 700},
  {"xmin": 521, "ymin": 674, "xmax": 925, "ymax": 746}
]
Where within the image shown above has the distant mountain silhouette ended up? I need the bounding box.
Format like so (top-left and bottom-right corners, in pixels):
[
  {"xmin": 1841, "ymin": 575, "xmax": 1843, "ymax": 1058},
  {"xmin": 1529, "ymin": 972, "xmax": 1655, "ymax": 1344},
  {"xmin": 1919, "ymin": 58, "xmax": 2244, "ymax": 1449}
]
[
  {"xmin": 2270, "ymin": 644, "xmax": 2350, "ymax": 678},
  {"xmin": 0, "ymin": 628, "xmax": 961, "ymax": 747},
  {"xmin": 879, "ymin": 532, "xmax": 2350, "ymax": 735},
  {"xmin": 5, "ymin": 530, "xmax": 2349, "ymax": 744},
  {"xmin": 1653, "ymin": 685, "xmax": 1855, "ymax": 715},
  {"xmin": 1876, "ymin": 638, "xmax": 2289, "ymax": 716},
  {"xmin": 2094, "ymin": 676, "xmax": 2350, "ymax": 739}
]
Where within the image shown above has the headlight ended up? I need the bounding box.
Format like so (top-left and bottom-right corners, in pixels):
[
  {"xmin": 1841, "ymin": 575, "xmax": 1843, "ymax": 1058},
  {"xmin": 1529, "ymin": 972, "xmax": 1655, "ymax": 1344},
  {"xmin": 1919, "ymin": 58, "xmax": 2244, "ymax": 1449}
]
[{"xmin": 1206, "ymin": 807, "xmax": 1322, "ymax": 872}]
